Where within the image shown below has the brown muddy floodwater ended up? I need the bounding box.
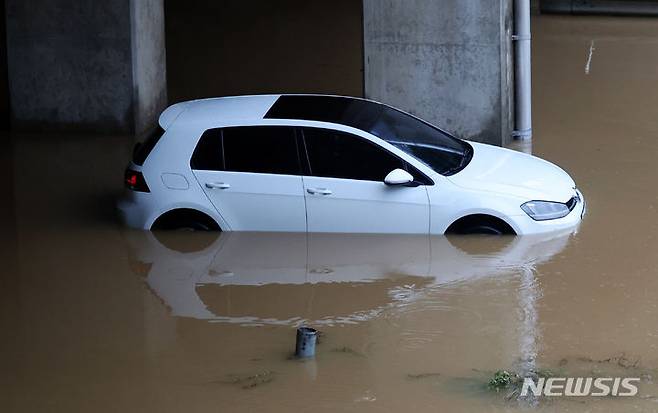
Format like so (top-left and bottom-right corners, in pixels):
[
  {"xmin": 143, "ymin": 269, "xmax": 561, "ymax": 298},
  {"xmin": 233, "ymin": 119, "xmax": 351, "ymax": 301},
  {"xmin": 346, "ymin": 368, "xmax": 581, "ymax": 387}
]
[{"xmin": 2, "ymin": 15, "xmax": 658, "ymax": 413}]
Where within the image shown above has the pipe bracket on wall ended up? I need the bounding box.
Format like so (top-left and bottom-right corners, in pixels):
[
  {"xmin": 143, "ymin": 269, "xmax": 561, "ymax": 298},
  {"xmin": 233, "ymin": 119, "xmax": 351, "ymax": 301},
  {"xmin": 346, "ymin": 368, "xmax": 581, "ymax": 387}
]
[
  {"xmin": 512, "ymin": 128, "xmax": 533, "ymax": 138},
  {"xmin": 512, "ymin": 34, "xmax": 532, "ymax": 41}
]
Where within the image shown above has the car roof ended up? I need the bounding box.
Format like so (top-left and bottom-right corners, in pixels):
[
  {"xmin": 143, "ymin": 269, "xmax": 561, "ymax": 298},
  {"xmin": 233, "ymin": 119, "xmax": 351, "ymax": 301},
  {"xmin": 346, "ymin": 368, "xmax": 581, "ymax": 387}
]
[
  {"xmin": 159, "ymin": 94, "xmax": 383, "ymax": 129},
  {"xmin": 159, "ymin": 95, "xmax": 279, "ymax": 129}
]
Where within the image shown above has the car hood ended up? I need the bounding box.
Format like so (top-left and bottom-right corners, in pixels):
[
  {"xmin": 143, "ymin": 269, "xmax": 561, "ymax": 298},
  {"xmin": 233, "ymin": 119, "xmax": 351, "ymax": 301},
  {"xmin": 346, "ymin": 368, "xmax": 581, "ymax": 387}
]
[{"xmin": 447, "ymin": 142, "xmax": 576, "ymax": 202}]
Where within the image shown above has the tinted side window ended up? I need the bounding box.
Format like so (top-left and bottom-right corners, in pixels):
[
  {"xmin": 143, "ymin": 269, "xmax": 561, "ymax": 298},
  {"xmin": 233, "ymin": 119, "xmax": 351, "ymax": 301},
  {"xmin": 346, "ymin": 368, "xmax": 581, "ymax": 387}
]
[
  {"xmin": 190, "ymin": 126, "xmax": 300, "ymax": 175},
  {"xmin": 191, "ymin": 129, "xmax": 223, "ymax": 170},
  {"xmin": 223, "ymin": 127, "xmax": 300, "ymax": 175},
  {"xmin": 302, "ymin": 128, "xmax": 404, "ymax": 182}
]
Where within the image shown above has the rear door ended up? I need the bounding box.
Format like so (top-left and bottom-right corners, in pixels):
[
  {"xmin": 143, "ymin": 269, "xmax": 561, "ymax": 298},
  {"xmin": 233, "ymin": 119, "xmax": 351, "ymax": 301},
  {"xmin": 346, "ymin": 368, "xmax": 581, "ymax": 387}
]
[
  {"xmin": 191, "ymin": 126, "xmax": 306, "ymax": 232},
  {"xmin": 300, "ymin": 127, "xmax": 430, "ymax": 234}
]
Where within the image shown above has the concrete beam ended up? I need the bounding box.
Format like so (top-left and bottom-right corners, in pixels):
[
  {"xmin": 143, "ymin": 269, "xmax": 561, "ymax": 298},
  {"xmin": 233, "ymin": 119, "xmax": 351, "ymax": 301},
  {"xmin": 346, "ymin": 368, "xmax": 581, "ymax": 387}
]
[
  {"xmin": 363, "ymin": 0, "xmax": 514, "ymax": 146},
  {"xmin": 540, "ymin": 0, "xmax": 658, "ymax": 16},
  {"xmin": 5, "ymin": 0, "xmax": 167, "ymax": 135}
]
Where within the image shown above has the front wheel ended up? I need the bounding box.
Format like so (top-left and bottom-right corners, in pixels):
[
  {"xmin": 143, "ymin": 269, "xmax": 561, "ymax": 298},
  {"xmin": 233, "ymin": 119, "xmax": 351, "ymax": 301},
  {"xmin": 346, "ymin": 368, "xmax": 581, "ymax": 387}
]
[
  {"xmin": 445, "ymin": 214, "xmax": 516, "ymax": 235},
  {"xmin": 459, "ymin": 224, "xmax": 505, "ymax": 235}
]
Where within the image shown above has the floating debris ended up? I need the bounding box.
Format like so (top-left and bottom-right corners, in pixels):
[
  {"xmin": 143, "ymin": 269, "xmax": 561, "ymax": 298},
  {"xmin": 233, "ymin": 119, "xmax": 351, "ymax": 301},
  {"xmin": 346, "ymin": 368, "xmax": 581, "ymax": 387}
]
[
  {"xmin": 355, "ymin": 390, "xmax": 377, "ymax": 402},
  {"xmin": 575, "ymin": 353, "xmax": 641, "ymax": 369},
  {"xmin": 331, "ymin": 346, "xmax": 365, "ymax": 357},
  {"xmin": 222, "ymin": 370, "xmax": 275, "ymax": 390},
  {"xmin": 407, "ymin": 372, "xmax": 442, "ymax": 380}
]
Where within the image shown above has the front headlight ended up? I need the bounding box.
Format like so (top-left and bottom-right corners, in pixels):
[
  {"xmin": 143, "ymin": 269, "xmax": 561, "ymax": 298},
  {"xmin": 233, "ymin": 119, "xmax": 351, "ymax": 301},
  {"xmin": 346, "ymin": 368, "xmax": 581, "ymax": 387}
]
[{"xmin": 521, "ymin": 200, "xmax": 571, "ymax": 221}]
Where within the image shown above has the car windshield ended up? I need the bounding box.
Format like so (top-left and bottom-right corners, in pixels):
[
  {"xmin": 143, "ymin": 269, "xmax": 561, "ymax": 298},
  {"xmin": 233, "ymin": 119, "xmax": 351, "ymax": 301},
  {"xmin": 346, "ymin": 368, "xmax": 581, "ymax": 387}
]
[{"xmin": 265, "ymin": 95, "xmax": 473, "ymax": 175}]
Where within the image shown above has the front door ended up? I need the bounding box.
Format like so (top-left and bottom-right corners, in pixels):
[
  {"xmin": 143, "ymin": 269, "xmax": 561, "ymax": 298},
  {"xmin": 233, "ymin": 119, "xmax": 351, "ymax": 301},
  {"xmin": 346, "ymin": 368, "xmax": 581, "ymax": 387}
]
[{"xmin": 301, "ymin": 127, "xmax": 430, "ymax": 234}]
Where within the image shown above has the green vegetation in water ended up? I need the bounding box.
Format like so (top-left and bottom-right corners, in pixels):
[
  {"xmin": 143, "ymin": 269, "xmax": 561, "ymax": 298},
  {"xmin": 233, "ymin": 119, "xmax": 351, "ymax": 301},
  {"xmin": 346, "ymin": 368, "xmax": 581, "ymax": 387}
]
[
  {"xmin": 444, "ymin": 354, "xmax": 654, "ymax": 404},
  {"xmin": 488, "ymin": 370, "xmax": 521, "ymax": 392},
  {"xmin": 486, "ymin": 368, "xmax": 557, "ymax": 399}
]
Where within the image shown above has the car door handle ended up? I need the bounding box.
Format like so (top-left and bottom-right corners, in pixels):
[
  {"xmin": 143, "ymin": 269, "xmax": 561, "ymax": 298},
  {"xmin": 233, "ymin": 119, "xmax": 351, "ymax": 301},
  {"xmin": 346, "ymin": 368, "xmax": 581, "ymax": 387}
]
[
  {"xmin": 205, "ymin": 182, "xmax": 231, "ymax": 190},
  {"xmin": 307, "ymin": 187, "xmax": 332, "ymax": 196}
]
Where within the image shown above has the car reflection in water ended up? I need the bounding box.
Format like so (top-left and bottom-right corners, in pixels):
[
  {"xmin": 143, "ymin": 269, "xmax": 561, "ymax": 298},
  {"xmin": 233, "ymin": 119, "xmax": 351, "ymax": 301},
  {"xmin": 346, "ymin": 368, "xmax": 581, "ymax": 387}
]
[{"xmin": 124, "ymin": 229, "xmax": 575, "ymax": 326}]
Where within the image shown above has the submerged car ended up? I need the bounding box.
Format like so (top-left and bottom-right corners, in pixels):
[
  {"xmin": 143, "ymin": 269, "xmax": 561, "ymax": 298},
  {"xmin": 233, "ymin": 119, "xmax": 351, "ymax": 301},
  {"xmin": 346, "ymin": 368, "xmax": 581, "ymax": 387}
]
[{"xmin": 118, "ymin": 94, "xmax": 585, "ymax": 235}]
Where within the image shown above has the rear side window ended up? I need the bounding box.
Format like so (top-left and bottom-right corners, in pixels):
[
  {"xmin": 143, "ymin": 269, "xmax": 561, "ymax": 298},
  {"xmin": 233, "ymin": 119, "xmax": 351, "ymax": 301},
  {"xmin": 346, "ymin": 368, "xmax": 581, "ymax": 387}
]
[
  {"xmin": 133, "ymin": 126, "xmax": 165, "ymax": 166},
  {"xmin": 191, "ymin": 129, "xmax": 223, "ymax": 170},
  {"xmin": 302, "ymin": 128, "xmax": 404, "ymax": 182},
  {"xmin": 190, "ymin": 126, "xmax": 300, "ymax": 175}
]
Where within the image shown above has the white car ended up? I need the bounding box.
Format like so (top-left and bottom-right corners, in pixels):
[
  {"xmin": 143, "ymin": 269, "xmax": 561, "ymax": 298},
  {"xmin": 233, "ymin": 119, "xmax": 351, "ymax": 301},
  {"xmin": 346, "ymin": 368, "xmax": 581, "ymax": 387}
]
[{"xmin": 118, "ymin": 94, "xmax": 585, "ymax": 235}]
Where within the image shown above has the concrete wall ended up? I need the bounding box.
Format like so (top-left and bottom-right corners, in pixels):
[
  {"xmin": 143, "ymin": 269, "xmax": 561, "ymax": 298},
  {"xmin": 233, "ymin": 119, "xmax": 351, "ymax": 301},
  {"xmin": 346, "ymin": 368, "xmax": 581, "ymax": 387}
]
[
  {"xmin": 5, "ymin": 0, "xmax": 514, "ymax": 140},
  {"xmin": 5, "ymin": 0, "xmax": 166, "ymax": 135},
  {"xmin": 164, "ymin": 0, "xmax": 364, "ymax": 104},
  {"xmin": 131, "ymin": 0, "xmax": 167, "ymax": 135},
  {"xmin": 363, "ymin": 0, "xmax": 514, "ymax": 146}
]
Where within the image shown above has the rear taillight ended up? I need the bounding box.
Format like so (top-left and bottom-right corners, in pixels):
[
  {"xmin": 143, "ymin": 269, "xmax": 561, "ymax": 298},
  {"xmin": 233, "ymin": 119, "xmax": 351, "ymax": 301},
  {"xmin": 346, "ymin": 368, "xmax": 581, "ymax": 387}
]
[{"xmin": 124, "ymin": 169, "xmax": 150, "ymax": 192}]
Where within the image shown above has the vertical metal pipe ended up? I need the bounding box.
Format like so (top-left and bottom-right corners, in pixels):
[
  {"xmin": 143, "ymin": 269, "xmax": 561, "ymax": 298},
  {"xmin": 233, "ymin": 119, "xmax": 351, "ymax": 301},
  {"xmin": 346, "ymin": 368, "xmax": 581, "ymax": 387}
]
[
  {"xmin": 295, "ymin": 327, "xmax": 317, "ymax": 358},
  {"xmin": 513, "ymin": 0, "xmax": 532, "ymax": 140}
]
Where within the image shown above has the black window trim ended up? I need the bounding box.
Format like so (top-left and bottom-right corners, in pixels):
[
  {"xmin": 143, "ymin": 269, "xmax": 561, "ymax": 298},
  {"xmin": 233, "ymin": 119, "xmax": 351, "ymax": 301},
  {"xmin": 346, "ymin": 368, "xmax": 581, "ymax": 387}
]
[
  {"xmin": 297, "ymin": 126, "xmax": 434, "ymax": 186},
  {"xmin": 295, "ymin": 127, "xmax": 311, "ymax": 176},
  {"xmin": 219, "ymin": 128, "xmax": 226, "ymax": 170},
  {"xmin": 133, "ymin": 125, "xmax": 165, "ymax": 166}
]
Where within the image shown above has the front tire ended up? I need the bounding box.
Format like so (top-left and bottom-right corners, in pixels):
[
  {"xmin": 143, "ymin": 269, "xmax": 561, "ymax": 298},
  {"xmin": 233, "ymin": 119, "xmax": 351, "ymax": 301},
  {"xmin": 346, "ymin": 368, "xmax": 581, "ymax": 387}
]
[
  {"xmin": 459, "ymin": 224, "xmax": 505, "ymax": 235},
  {"xmin": 445, "ymin": 214, "xmax": 516, "ymax": 235}
]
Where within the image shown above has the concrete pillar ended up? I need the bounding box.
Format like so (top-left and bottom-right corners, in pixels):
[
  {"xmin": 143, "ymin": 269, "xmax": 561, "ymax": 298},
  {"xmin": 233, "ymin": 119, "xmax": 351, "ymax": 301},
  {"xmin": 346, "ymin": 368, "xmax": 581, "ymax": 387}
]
[
  {"xmin": 363, "ymin": 0, "xmax": 514, "ymax": 146},
  {"xmin": 5, "ymin": 0, "xmax": 167, "ymax": 135}
]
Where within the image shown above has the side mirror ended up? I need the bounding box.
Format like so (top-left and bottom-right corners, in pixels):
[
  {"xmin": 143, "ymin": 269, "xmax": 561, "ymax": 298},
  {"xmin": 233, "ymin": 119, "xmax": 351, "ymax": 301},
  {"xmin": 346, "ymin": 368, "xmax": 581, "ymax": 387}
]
[{"xmin": 384, "ymin": 168, "xmax": 415, "ymax": 186}]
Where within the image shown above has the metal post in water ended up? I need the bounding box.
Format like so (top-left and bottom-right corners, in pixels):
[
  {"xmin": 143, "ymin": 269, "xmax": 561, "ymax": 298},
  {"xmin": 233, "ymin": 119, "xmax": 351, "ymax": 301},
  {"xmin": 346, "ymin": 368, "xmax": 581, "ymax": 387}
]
[
  {"xmin": 513, "ymin": 0, "xmax": 532, "ymax": 141},
  {"xmin": 295, "ymin": 327, "xmax": 317, "ymax": 358}
]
